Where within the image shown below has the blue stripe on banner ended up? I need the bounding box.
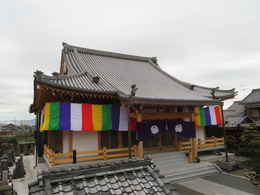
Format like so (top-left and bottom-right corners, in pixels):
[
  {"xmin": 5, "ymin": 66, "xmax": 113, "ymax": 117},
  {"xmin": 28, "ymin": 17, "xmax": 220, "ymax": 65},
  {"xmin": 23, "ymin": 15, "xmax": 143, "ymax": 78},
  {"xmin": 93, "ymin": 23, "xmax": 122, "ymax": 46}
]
[
  {"xmin": 60, "ymin": 102, "xmax": 71, "ymax": 130},
  {"xmin": 205, "ymin": 107, "xmax": 211, "ymax": 126}
]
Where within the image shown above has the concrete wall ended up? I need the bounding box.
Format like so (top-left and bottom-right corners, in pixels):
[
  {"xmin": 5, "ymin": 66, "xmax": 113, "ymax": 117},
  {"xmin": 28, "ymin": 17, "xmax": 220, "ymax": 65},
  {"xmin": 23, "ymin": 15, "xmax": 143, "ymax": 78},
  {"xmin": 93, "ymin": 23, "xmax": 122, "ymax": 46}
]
[{"xmin": 62, "ymin": 131, "xmax": 98, "ymax": 153}]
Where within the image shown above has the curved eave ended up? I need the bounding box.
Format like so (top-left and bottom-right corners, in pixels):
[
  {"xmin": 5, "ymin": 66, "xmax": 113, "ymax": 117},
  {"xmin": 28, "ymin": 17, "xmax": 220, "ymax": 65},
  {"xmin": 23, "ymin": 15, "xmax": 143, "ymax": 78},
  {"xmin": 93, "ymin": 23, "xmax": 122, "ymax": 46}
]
[
  {"xmin": 36, "ymin": 78, "xmax": 118, "ymax": 95},
  {"xmin": 120, "ymin": 96, "xmax": 222, "ymax": 106}
]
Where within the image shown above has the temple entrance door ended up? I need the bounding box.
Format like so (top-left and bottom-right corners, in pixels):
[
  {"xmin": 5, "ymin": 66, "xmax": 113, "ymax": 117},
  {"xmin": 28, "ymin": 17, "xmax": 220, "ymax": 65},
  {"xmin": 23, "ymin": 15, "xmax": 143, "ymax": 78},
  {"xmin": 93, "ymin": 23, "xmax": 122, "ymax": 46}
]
[
  {"xmin": 100, "ymin": 131, "xmax": 137, "ymax": 149},
  {"xmin": 144, "ymin": 130, "xmax": 176, "ymax": 152}
]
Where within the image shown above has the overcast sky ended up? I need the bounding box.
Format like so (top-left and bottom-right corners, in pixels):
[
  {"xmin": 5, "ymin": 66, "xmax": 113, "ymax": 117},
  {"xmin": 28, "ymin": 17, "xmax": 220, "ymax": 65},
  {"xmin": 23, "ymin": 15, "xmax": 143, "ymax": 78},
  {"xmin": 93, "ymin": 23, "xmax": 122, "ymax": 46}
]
[{"xmin": 0, "ymin": 0, "xmax": 259, "ymax": 120}]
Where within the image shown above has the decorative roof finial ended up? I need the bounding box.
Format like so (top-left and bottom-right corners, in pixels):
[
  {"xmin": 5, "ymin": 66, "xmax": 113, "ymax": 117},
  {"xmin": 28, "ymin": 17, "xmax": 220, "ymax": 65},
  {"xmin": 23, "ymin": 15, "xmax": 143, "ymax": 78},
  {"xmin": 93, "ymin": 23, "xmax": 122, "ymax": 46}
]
[{"xmin": 92, "ymin": 76, "xmax": 100, "ymax": 84}]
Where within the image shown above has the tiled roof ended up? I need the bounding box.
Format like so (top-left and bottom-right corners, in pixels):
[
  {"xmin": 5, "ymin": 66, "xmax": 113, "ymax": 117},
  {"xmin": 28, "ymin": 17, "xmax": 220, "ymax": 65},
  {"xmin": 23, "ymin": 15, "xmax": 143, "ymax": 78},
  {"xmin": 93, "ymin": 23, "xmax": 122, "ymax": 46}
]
[
  {"xmin": 29, "ymin": 159, "xmax": 173, "ymax": 195},
  {"xmin": 242, "ymin": 88, "xmax": 260, "ymax": 104},
  {"xmin": 224, "ymin": 101, "xmax": 245, "ymax": 118},
  {"xmin": 34, "ymin": 43, "xmax": 236, "ymax": 105}
]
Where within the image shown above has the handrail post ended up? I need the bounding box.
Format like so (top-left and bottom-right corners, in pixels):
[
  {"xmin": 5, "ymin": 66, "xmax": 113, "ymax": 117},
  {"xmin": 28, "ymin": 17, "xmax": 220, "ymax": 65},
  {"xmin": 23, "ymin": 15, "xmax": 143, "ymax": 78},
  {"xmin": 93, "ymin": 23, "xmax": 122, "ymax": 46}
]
[
  {"xmin": 103, "ymin": 147, "xmax": 107, "ymax": 160},
  {"xmin": 214, "ymin": 136, "xmax": 217, "ymax": 147},
  {"xmin": 138, "ymin": 141, "xmax": 144, "ymax": 158}
]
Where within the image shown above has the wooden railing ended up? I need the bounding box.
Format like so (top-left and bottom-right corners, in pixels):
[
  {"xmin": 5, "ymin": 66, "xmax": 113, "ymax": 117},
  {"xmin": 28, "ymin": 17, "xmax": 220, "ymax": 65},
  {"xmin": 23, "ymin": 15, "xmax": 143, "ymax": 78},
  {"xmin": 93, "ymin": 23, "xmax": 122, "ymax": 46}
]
[
  {"xmin": 179, "ymin": 137, "xmax": 224, "ymax": 151},
  {"xmin": 44, "ymin": 145, "xmax": 138, "ymax": 166},
  {"xmin": 179, "ymin": 140, "xmax": 192, "ymax": 150},
  {"xmin": 198, "ymin": 137, "xmax": 224, "ymax": 149}
]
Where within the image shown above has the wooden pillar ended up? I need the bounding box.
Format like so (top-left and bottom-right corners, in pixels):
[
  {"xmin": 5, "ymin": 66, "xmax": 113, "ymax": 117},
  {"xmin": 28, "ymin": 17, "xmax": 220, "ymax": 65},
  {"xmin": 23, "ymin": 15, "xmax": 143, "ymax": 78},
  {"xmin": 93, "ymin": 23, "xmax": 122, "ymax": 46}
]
[
  {"xmin": 69, "ymin": 131, "xmax": 73, "ymax": 152},
  {"xmin": 118, "ymin": 132, "xmax": 123, "ymax": 148},
  {"xmin": 136, "ymin": 109, "xmax": 144, "ymax": 157},
  {"xmin": 159, "ymin": 134, "xmax": 162, "ymax": 150},
  {"xmin": 108, "ymin": 131, "xmax": 112, "ymax": 149},
  {"xmin": 138, "ymin": 141, "xmax": 144, "ymax": 158},
  {"xmin": 191, "ymin": 138, "xmax": 198, "ymax": 161},
  {"xmin": 98, "ymin": 132, "xmax": 102, "ymax": 150},
  {"xmin": 47, "ymin": 132, "xmax": 52, "ymax": 148}
]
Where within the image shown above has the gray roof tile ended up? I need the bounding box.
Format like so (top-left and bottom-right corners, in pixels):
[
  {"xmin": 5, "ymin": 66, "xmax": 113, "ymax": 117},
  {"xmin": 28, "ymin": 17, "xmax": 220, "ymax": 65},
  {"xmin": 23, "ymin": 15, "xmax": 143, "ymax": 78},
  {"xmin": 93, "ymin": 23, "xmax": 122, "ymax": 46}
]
[
  {"xmin": 242, "ymin": 88, "xmax": 260, "ymax": 104},
  {"xmin": 34, "ymin": 43, "xmax": 236, "ymax": 105},
  {"xmin": 29, "ymin": 159, "xmax": 171, "ymax": 195}
]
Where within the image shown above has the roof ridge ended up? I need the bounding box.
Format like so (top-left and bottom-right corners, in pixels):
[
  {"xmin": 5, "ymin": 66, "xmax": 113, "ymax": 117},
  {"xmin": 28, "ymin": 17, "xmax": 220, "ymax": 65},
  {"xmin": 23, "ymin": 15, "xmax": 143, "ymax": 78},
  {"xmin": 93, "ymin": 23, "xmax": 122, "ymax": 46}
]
[
  {"xmin": 181, "ymin": 81, "xmax": 235, "ymax": 92},
  {"xmin": 63, "ymin": 42, "xmax": 154, "ymax": 62}
]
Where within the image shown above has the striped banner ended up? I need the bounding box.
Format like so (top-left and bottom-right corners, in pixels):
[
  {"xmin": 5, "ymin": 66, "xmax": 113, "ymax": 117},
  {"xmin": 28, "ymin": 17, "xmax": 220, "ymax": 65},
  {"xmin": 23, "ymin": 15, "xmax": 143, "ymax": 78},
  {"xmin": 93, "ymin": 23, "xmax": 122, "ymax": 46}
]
[
  {"xmin": 194, "ymin": 105, "xmax": 223, "ymax": 127},
  {"xmin": 40, "ymin": 102, "xmax": 130, "ymax": 132}
]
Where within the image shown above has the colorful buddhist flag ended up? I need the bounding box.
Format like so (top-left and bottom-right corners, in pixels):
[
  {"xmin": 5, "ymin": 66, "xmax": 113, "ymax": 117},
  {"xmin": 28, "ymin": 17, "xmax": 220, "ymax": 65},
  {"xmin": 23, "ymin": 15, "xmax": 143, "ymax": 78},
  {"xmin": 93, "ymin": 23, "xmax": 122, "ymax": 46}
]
[
  {"xmin": 194, "ymin": 105, "xmax": 223, "ymax": 127},
  {"xmin": 39, "ymin": 102, "xmax": 130, "ymax": 131}
]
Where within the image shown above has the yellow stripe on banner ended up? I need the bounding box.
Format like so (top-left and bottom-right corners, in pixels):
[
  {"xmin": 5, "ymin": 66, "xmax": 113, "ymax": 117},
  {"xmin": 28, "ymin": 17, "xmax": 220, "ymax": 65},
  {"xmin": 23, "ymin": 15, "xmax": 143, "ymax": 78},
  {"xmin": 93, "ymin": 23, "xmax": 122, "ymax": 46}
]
[
  {"xmin": 40, "ymin": 106, "xmax": 45, "ymax": 131},
  {"xmin": 194, "ymin": 107, "xmax": 201, "ymax": 127},
  {"xmin": 41, "ymin": 103, "xmax": 51, "ymax": 131},
  {"xmin": 92, "ymin": 105, "xmax": 103, "ymax": 131}
]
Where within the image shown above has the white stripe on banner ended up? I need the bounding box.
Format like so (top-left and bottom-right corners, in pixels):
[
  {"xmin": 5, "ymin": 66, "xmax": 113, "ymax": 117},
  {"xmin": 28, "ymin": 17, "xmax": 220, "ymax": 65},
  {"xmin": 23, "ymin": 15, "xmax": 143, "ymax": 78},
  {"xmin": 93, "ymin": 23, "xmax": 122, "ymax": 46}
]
[
  {"xmin": 119, "ymin": 106, "xmax": 129, "ymax": 131},
  {"xmin": 209, "ymin": 106, "xmax": 217, "ymax": 125},
  {"xmin": 71, "ymin": 103, "xmax": 82, "ymax": 131}
]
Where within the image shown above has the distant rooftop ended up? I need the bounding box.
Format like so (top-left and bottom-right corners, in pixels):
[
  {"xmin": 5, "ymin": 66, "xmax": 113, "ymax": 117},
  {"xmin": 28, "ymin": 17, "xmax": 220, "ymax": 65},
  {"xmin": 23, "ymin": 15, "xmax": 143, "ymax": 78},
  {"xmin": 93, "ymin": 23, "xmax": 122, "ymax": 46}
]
[{"xmin": 242, "ymin": 88, "xmax": 260, "ymax": 105}]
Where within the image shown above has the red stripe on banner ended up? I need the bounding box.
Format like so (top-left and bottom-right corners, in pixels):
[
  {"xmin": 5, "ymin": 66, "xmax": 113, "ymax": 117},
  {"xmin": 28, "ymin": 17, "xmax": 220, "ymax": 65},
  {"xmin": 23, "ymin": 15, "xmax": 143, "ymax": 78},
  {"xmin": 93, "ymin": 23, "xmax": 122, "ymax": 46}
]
[
  {"xmin": 82, "ymin": 104, "xmax": 87, "ymax": 130},
  {"xmin": 129, "ymin": 117, "xmax": 137, "ymax": 131},
  {"xmin": 214, "ymin": 106, "xmax": 222, "ymax": 125},
  {"xmin": 86, "ymin": 104, "xmax": 93, "ymax": 130}
]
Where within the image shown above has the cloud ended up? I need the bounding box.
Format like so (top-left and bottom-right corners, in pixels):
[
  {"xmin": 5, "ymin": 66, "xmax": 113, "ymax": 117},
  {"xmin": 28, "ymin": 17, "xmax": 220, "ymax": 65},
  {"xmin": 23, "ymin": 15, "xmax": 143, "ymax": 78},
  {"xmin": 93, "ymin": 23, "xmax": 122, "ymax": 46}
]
[{"xmin": 0, "ymin": 0, "xmax": 259, "ymax": 120}]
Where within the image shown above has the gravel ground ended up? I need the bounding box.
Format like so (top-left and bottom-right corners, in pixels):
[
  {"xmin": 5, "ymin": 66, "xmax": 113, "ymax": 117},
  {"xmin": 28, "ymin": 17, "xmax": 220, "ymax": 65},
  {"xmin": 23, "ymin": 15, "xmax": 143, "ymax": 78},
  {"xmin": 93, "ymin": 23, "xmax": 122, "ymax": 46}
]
[{"xmin": 12, "ymin": 155, "xmax": 37, "ymax": 195}]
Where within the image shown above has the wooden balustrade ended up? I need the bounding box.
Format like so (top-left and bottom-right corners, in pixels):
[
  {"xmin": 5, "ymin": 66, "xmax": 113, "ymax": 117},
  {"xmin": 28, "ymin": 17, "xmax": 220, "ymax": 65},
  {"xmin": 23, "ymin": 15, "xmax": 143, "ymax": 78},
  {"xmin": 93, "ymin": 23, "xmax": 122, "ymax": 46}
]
[
  {"xmin": 44, "ymin": 145, "xmax": 138, "ymax": 166},
  {"xmin": 179, "ymin": 137, "xmax": 224, "ymax": 151},
  {"xmin": 44, "ymin": 137, "xmax": 224, "ymax": 165}
]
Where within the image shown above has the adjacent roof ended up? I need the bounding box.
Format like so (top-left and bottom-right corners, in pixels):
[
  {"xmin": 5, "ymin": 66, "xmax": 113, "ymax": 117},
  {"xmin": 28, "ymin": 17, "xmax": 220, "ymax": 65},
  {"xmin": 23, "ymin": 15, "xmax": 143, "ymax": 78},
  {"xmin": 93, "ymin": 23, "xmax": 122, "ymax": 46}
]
[
  {"xmin": 225, "ymin": 116, "xmax": 253, "ymax": 127},
  {"xmin": 224, "ymin": 101, "xmax": 245, "ymax": 118},
  {"xmin": 242, "ymin": 88, "xmax": 260, "ymax": 106},
  {"xmin": 29, "ymin": 159, "xmax": 173, "ymax": 195},
  {"xmin": 34, "ymin": 43, "xmax": 236, "ymax": 106}
]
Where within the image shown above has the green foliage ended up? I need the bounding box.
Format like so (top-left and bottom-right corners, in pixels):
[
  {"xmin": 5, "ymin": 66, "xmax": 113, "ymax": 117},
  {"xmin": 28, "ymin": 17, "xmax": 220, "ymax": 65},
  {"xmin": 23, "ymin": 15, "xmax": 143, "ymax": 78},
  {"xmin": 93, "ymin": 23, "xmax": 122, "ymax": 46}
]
[{"xmin": 237, "ymin": 128, "xmax": 260, "ymax": 178}]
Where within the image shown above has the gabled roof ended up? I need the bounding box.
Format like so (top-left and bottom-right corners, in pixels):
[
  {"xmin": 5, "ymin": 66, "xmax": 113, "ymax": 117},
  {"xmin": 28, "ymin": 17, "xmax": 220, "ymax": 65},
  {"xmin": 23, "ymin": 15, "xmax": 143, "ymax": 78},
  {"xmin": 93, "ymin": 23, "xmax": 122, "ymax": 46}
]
[
  {"xmin": 34, "ymin": 43, "xmax": 236, "ymax": 106},
  {"xmin": 29, "ymin": 159, "xmax": 173, "ymax": 195},
  {"xmin": 242, "ymin": 88, "xmax": 260, "ymax": 105}
]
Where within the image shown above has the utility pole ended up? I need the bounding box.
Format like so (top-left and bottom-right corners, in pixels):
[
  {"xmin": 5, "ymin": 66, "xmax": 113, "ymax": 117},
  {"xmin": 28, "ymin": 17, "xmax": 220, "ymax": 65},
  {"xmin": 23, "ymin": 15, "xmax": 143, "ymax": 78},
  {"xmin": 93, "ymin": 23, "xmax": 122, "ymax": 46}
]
[
  {"xmin": 221, "ymin": 103, "xmax": 228, "ymax": 162},
  {"xmin": 128, "ymin": 84, "xmax": 138, "ymax": 159}
]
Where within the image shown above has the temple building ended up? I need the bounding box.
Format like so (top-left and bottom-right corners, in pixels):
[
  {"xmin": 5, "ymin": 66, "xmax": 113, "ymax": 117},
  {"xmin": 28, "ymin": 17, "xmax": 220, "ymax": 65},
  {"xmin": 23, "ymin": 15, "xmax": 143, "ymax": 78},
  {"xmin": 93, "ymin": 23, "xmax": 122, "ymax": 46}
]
[{"xmin": 30, "ymin": 42, "xmax": 236, "ymax": 166}]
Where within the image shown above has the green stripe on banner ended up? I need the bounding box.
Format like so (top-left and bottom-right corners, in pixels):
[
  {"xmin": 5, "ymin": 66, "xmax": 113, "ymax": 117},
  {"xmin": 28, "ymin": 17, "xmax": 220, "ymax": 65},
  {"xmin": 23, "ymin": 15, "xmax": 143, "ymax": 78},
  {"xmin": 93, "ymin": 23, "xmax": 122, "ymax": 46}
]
[
  {"xmin": 102, "ymin": 104, "xmax": 112, "ymax": 130},
  {"xmin": 200, "ymin": 107, "xmax": 206, "ymax": 126},
  {"xmin": 49, "ymin": 102, "xmax": 60, "ymax": 130}
]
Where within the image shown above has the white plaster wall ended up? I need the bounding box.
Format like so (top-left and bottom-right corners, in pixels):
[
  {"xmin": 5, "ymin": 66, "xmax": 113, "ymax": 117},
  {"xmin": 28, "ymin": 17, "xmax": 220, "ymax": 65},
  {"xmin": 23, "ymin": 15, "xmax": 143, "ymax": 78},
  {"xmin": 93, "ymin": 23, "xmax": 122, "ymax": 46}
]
[
  {"xmin": 62, "ymin": 131, "xmax": 98, "ymax": 153},
  {"xmin": 73, "ymin": 131, "xmax": 98, "ymax": 152},
  {"xmin": 63, "ymin": 132, "xmax": 70, "ymax": 153},
  {"xmin": 196, "ymin": 127, "xmax": 205, "ymax": 140}
]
